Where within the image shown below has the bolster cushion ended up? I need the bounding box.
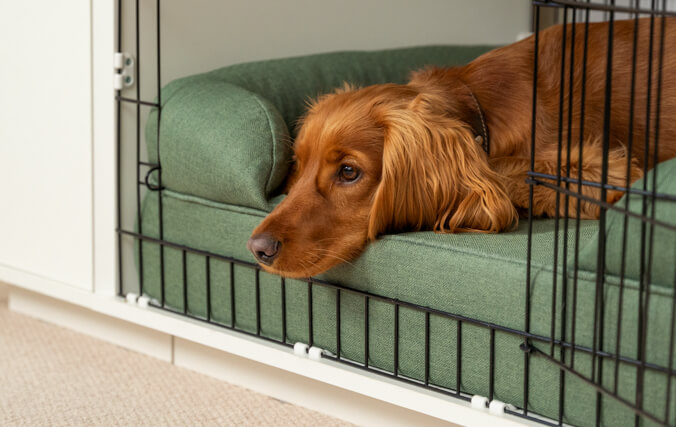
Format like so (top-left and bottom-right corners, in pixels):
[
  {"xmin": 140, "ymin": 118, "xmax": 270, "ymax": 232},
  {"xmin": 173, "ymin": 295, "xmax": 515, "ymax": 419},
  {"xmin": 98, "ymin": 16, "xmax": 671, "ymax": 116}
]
[
  {"xmin": 145, "ymin": 45, "xmax": 496, "ymax": 211},
  {"xmin": 577, "ymin": 157, "xmax": 676, "ymax": 288}
]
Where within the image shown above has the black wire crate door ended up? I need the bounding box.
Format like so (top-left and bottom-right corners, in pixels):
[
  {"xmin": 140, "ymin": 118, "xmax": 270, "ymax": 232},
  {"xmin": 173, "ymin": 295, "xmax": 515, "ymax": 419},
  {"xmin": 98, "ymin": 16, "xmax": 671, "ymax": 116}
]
[{"xmin": 526, "ymin": 1, "xmax": 676, "ymax": 426}]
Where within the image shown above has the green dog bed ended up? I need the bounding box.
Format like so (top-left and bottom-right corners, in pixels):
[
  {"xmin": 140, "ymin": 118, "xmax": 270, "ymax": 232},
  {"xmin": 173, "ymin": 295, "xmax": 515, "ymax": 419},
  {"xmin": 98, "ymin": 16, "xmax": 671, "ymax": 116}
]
[{"xmin": 138, "ymin": 46, "xmax": 676, "ymax": 426}]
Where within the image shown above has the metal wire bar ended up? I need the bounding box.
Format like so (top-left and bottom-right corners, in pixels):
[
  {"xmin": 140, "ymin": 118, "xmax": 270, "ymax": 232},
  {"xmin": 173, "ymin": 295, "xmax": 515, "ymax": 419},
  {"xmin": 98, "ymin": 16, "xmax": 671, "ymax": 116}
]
[
  {"xmin": 230, "ymin": 262, "xmax": 236, "ymax": 327},
  {"xmin": 614, "ymin": 0, "xmax": 641, "ymax": 395},
  {"xmin": 535, "ymin": 0, "xmax": 676, "ymax": 16},
  {"xmin": 281, "ymin": 278, "xmax": 287, "ymax": 343},
  {"xmin": 550, "ymin": 4, "xmax": 567, "ymax": 360},
  {"xmin": 526, "ymin": 179, "xmax": 676, "ymax": 231},
  {"xmin": 394, "ymin": 303, "xmax": 399, "ymax": 375},
  {"xmin": 593, "ymin": 5, "xmax": 616, "ymax": 424},
  {"xmin": 570, "ymin": 0, "xmax": 591, "ymax": 372},
  {"xmin": 155, "ymin": 0, "xmax": 166, "ymax": 308},
  {"xmin": 255, "ymin": 269, "xmax": 261, "ymax": 336},
  {"xmin": 335, "ymin": 287, "xmax": 340, "ymax": 358},
  {"xmin": 524, "ymin": 3, "xmax": 541, "ymax": 416},
  {"xmin": 636, "ymin": 3, "xmax": 658, "ymax": 422},
  {"xmin": 527, "ymin": 171, "xmax": 676, "ymax": 202},
  {"xmin": 206, "ymin": 256, "xmax": 211, "ymax": 322},
  {"xmin": 308, "ymin": 281, "xmax": 314, "ymax": 347},
  {"xmin": 115, "ymin": 0, "xmax": 123, "ymax": 298},
  {"xmin": 182, "ymin": 250, "xmax": 188, "ymax": 314},
  {"xmin": 134, "ymin": 0, "xmax": 144, "ymax": 297},
  {"xmin": 456, "ymin": 320, "xmax": 463, "ymax": 395},
  {"xmin": 116, "ymin": 95, "xmax": 160, "ymax": 108},
  {"xmin": 425, "ymin": 311, "xmax": 430, "ymax": 386},
  {"xmin": 364, "ymin": 296, "xmax": 370, "ymax": 368}
]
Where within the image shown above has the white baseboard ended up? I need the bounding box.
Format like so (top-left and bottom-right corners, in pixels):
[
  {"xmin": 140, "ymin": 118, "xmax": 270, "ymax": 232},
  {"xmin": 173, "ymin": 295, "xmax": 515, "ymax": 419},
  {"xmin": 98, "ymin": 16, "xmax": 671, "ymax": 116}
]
[
  {"xmin": 174, "ymin": 337, "xmax": 455, "ymax": 427},
  {"xmin": 9, "ymin": 286, "xmax": 172, "ymax": 362}
]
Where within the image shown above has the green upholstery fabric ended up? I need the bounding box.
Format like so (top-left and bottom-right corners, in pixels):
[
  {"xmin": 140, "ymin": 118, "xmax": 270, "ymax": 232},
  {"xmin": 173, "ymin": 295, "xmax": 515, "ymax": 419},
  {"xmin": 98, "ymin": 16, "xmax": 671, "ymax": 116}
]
[
  {"xmin": 578, "ymin": 158, "xmax": 676, "ymax": 288},
  {"xmin": 144, "ymin": 45, "xmax": 495, "ymax": 210},
  {"xmin": 139, "ymin": 189, "xmax": 675, "ymax": 427}
]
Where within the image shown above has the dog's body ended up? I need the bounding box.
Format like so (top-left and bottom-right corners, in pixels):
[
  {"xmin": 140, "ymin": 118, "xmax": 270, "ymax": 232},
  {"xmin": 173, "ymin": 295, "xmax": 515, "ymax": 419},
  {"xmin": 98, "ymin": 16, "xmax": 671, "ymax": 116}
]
[{"xmin": 248, "ymin": 18, "xmax": 676, "ymax": 278}]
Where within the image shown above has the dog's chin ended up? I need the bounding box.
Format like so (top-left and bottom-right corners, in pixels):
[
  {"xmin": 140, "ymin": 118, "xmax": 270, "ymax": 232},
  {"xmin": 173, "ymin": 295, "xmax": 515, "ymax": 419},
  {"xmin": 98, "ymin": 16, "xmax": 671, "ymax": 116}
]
[{"xmin": 257, "ymin": 257, "xmax": 341, "ymax": 279}]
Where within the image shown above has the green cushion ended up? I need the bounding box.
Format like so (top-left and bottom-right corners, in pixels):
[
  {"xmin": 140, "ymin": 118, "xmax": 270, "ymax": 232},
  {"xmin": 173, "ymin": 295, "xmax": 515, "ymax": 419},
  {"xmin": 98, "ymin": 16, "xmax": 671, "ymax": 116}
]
[
  {"xmin": 578, "ymin": 158, "xmax": 676, "ymax": 288},
  {"xmin": 139, "ymin": 189, "xmax": 675, "ymax": 426},
  {"xmin": 145, "ymin": 45, "xmax": 496, "ymax": 210}
]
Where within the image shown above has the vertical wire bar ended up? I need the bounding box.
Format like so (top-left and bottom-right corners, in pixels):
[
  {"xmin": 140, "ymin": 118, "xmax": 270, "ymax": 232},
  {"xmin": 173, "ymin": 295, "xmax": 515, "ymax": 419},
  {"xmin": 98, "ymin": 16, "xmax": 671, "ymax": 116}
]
[
  {"xmin": 308, "ymin": 281, "xmax": 314, "ymax": 347},
  {"xmin": 551, "ymin": 5, "xmax": 569, "ymax": 358},
  {"xmin": 594, "ymin": 4, "xmax": 616, "ymax": 425},
  {"xmin": 639, "ymin": 2, "xmax": 667, "ymax": 422},
  {"xmin": 335, "ymin": 288, "xmax": 340, "ymax": 359},
  {"xmin": 255, "ymin": 269, "xmax": 261, "ymax": 336},
  {"xmin": 559, "ymin": 8, "xmax": 577, "ymax": 424},
  {"xmin": 230, "ymin": 262, "xmax": 236, "ymax": 328},
  {"xmin": 156, "ymin": 0, "xmax": 165, "ymax": 307},
  {"xmin": 524, "ymin": 4, "xmax": 541, "ymax": 415},
  {"xmin": 571, "ymin": 0, "xmax": 591, "ymax": 371},
  {"xmin": 394, "ymin": 304, "xmax": 399, "ymax": 376},
  {"xmin": 457, "ymin": 320, "xmax": 463, "ymax": 395},
  {"xmin": 425, "ymin": 311, "xmax": 430, "ymax": 386},
  {"xmin": 636, "ymin": 4, "xmax": 657, "ymax": 422},
  {"xmin": 115, "ymin": 0, "xmax": 123, "ymax": 297},
  {"xmin": 489, "ymin": 328, "xmax": 495, "ymax": 402},
  {"xmin": 281, "ymin": 278, "xmax": 287, "ymax": 343},
  {"xmin": 134, "ymin": 0, "xmax": 144, "ymax": 297},
  {"xmin": 614, "ymin": 0, "xmax": 640, "ymax": 395},
  {"xmin": 182, "ymin": 250, "xmax": 188, "ymax": 314},
  {"xmin": 364, "ymin": 296, "xmax": 369, "ymax": 368},
  {"xmin": 205, "ymin": 256, "xmax": 211, "ymax": 322}
]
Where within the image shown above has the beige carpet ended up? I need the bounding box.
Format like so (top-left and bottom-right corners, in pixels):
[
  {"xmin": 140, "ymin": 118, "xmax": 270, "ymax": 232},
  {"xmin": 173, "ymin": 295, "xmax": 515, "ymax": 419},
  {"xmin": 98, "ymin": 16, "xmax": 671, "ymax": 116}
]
[{"xmin": 0, "ymin": 282, "xmax": 350, "ymax": 426}]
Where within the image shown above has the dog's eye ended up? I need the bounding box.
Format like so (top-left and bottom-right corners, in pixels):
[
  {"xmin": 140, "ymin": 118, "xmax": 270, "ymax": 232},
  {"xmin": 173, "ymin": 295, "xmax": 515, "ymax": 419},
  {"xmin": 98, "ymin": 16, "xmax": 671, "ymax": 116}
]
[{"xmin": 338, "ymin": 165, "xmax": 360, "ymax": 182}]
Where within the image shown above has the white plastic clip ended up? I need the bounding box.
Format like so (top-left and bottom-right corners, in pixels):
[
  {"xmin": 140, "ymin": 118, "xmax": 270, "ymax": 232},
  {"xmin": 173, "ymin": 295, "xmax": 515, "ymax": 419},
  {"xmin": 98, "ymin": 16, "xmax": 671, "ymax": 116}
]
[
  {"xmin": 113, "ymin": 52, "xmax": 124, "ymax": 69},
  {"xmin": 489, "ymin": 400, "xmax": 507, "ymax": 416},
  {"xmin": 293, "ymin": 342, "xmax": 308, "ymax": 357},
  {"xmin": 471, "ymin": 395, "xmax": 489, "ymax": 410},
  {"xmin": 308, "ymin": 346, "xmax": 323, "ymax": 361},
  {"xmin": 125, "ymin": 292, "xmax": 138, "ymax": 304},
  {"xmin": 137, "ymin": 295, "xmax": 150, "ymax": 308}
]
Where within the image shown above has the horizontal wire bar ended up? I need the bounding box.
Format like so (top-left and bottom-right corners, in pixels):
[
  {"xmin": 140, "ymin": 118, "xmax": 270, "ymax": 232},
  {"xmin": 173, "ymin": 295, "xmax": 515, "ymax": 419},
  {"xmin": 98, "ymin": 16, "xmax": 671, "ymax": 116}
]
[
  {"xmin": 143, "ymin": 297, "xmax": 479, "ymax": 403},
  {"xmin": 116, "ymin": 95, "xmax": 161, "ymax": 108},
  {"xmin": 528, "ymin": 171, "xmax": 676, "ymax": 202},
  {"xmin": 528, "ymin": 178, "xmax": 676, "ymax": 231},
  {"xmin": 118, "ymin": 227, "xmax": 675, "ymax": 375},
  {"xmin": 534, "ymin": 0, "xmax": 676, "ymax": 16},
  {"xmin": 139, "ymin": 161, "xmax": 160, "ymax": 167}
]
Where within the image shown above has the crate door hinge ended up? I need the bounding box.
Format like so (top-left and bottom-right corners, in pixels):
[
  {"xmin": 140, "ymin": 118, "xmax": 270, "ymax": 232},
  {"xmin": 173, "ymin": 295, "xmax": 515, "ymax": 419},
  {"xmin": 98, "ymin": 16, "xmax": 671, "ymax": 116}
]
[{"xmin": 113, "ymin": 52, "xmax": 135, "ymax": 90}]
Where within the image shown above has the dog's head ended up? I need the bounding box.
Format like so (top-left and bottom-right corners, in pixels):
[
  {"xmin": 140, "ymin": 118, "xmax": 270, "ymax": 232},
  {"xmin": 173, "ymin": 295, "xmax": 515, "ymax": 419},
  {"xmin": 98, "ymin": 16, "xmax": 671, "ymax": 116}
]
[{"xmin": 248, "ymin": 83, "xmax": 516, "ymax": 278}]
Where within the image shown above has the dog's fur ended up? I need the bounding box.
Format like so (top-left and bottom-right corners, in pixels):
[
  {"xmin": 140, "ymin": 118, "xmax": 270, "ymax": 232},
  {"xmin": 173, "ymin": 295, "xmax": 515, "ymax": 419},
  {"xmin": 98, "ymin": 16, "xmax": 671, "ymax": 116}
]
[{"xmin": 250, "ymin": 18, "xmax": 676, "ymax": 278}]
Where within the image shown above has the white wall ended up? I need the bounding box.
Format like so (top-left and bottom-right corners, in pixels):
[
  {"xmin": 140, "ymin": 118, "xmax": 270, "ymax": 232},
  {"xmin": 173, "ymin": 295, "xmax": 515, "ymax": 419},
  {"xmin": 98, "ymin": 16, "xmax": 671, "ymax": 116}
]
[
  {"xmin": 0, "ymin": 1, "xmax": 93, "ymax": 290},
  {"xmin": 122, "ymin": 0, "xmax": 532, "ymax": 99}
]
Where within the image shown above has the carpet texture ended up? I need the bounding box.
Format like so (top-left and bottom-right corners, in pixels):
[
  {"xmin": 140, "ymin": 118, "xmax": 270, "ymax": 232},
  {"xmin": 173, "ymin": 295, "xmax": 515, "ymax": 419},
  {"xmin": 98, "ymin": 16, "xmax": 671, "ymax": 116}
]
[{"xmin": 0, "ymin": 283, "xmax": 350, "ymax": 426}]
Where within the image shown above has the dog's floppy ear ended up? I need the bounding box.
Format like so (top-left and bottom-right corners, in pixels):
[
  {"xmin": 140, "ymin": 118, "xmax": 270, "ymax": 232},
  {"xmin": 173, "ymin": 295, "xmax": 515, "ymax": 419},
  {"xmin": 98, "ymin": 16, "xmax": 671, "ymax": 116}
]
[{"xmin": 367, "ymin": 91, "xmax": 517, "ymax": 240}]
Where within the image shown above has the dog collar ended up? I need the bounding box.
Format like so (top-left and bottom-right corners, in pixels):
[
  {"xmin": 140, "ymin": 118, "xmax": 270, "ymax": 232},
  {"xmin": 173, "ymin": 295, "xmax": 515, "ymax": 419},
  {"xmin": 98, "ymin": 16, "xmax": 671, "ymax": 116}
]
[{"xmin": 465, "ymin": 86, "xmax": 490, "ymax": 155}]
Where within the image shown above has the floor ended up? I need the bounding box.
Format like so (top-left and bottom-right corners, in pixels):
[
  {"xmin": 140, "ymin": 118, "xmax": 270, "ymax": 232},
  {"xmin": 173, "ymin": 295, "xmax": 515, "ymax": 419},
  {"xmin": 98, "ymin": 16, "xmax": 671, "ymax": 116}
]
[{"xmin": 0, "ymin": 282, "xmax": 350, "ymax": 426}]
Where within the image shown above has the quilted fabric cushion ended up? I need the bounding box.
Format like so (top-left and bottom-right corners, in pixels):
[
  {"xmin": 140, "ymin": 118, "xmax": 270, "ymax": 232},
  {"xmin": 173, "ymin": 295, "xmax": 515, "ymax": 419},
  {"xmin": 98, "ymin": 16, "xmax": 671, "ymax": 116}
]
[
  {"xmin": 145, "ymin": 45, "xmax": 496, "ymax": 210},
  {"xmin": 577, "ymin": 158, "xmax": 676, "ymax": 288}
]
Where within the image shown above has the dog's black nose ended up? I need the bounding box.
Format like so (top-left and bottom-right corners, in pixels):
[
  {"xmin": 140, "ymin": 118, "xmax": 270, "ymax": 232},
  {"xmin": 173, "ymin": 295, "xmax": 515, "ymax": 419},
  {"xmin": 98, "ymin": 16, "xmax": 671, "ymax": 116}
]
[{"xmin": 247, "ymin": 234, "xmax": 281, "ymax": 266}]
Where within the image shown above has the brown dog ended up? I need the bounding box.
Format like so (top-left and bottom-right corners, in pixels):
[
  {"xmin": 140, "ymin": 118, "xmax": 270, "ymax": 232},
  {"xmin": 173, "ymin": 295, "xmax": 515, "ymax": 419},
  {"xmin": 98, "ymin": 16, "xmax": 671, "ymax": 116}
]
[{"xmin": 248, "ymin": 18, "xmax": 676, "ymax": 278}]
